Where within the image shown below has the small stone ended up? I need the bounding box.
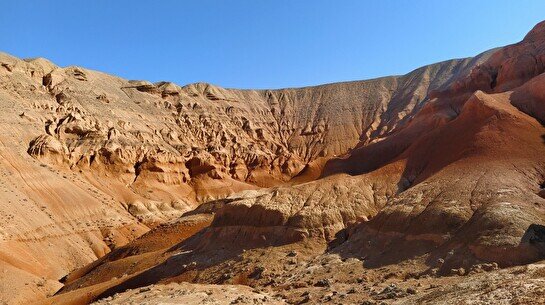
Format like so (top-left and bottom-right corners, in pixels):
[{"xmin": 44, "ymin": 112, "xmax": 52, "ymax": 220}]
[
  {"xmin": 481, "ymin": 262, "xmax": 499, "ymax": 271},
  {"xmin": 450, "ymin": 267, "xmax": 465, "ymax": 276},
  {"xmin": 315, "ymin": 279, "xmax": 331, "ymax": 287},
  {"xmin": 407, "ymin": 287, "xmax": 417, "ymax": 294},
  {"xmin": 139, "ymin": 287, "xmax": 151, "ymax": 293},
  {"xmin": 299, "ymin": 295, "xmax": 311, "ymax": 303},
  {"xmin": 230, "ymin": 296, "xmax": 244, "ymax": 304}
]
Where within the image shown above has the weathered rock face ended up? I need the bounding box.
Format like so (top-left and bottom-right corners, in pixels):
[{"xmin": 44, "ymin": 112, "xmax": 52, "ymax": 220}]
[
  {"xmin": 199, "ymin": 172, "xmax": 397, "ymax": 248},
  {"xmin": 0, "ymin": 49, "xmax": 489, "ymax": 304},
  {"xmin": 5, "ymin": 20, "xmax": 545, "ymax": 305},
  {"xmin": 3, "ymin": 48, "xmax": 491, "ymax": 216},
  {"xmin": 180, "ymin": 21, "xmax": 545, "ymax": 274},
  {"xmin": 320, "ymin": 21, "xmax": 545, "ymax": 269},
  {"xmin": 436, "ymin": 20, "xmax": 545, "ymax": 97},
  {"xmin": 186, "ymin": 23, "xmax": 545, "ymax": 273}
]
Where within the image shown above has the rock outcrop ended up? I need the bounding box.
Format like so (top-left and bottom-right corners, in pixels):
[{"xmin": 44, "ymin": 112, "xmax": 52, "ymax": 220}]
[
  {"xmin": 0, "ymin": 49, "xmax": 489, "ymax": 304},
  {"xmin": 323, "ymin": 21, "xmax": 545, "ymax": 269},
  {"xmin": 3, "ymin": 20, "xmax": 545, "ymax": 305}
]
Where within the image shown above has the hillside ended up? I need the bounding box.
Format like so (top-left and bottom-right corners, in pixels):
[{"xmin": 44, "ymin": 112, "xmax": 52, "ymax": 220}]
[{"xmin": 2, "ymin": 20, "xmax": 545, "ymax": 305}]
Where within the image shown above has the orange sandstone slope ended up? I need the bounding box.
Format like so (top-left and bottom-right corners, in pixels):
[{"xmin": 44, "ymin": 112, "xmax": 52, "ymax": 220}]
[
  {"xmin": 0, "ymin": 45, "xmax": 490, "ymax": 304},
  {"xmin": 137, "ymin": 20, "xmax": 545, "ymax": 277},
  {"xmin": 6, "ymin": 20, "xmax": 545, "ymax": 305},
  {"xmin": 37, "ymin": 20, "xmax": 545, "ymax": 305},
  {"xmin": 325, "ymin": 20, "xmax": 545, "ymax": 269}
]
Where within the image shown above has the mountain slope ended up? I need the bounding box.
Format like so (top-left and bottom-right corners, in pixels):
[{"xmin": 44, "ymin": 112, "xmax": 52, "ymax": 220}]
[
  {"xmin": 36, "ymin": 20, "xmax": 545, "ymax": 305},
  {"xmin": 3, "ymin": 21, "xmax": 545, "ymax": 305}
]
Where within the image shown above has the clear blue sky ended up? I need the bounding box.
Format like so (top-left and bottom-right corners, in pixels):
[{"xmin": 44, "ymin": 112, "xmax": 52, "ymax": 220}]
[{"xmin": 1, "ymin": 1, "xmax": 544, "ymax": 89}]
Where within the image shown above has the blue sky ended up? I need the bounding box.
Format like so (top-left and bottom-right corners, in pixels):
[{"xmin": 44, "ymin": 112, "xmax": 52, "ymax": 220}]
[{"xmin": 1, "ymin": 1, "xmax": 544, "ymax": 89}]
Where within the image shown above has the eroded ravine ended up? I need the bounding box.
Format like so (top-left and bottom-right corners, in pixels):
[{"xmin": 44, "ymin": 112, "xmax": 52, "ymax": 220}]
[{"xmin": 4, "ymin": 21, "xmax": 545, "ymax": 305}]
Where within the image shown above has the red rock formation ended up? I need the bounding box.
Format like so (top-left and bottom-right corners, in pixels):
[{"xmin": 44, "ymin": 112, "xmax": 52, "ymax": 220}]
[{"xmin": 4, "ymin": 19, "xmax": 545, "ymax": 305}]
